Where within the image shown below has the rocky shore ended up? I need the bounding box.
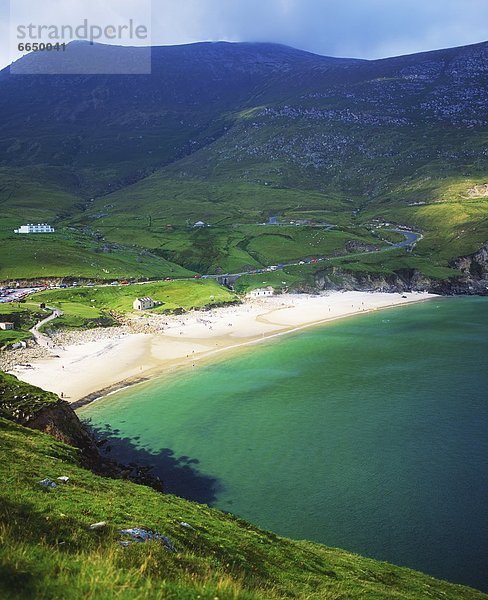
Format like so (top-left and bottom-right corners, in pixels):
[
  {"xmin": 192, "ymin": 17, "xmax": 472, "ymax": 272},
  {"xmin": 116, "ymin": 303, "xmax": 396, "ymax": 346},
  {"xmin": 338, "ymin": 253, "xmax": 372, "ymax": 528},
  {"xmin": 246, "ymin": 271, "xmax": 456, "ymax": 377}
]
[
  {"xmin": 0, "ymin": 344, "xmax": 52, "ymax": 373},
  {"xmin": 50, "ymin": 326, "xmax": 132, "ymax": 347}
]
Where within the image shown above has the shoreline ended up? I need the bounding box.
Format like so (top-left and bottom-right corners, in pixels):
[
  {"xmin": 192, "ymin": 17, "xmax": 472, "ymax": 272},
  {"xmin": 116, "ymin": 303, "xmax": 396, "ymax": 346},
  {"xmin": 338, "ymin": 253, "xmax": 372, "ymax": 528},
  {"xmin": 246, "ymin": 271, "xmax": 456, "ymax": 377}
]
[{"xmin": 6, "ymin": 291, "xmax": 439, "ymax": 407}]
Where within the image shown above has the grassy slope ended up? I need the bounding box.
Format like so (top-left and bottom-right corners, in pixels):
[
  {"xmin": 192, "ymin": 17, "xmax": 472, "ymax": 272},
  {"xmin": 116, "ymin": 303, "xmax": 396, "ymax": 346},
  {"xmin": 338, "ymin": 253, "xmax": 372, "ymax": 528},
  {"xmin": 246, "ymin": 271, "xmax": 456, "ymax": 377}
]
[
  {"xmin": 363, "ymin": 196, "xmax": 488, "ymax": 264},
  {"xmin": 73, "ymin": 146, "xmax": 487, "ymax": 282},
  {"xmin": 0, "ymin": 168, "xmax": 190, "ymax": 281},
  {"xmin": 234, "ymin": 247, "xmax": 462, "ymax": 293},
  {"xmin": 78, "ymin": 178, "xmax": 351, "ymax": 227},
  {"xmin": 0, "ymin": 371, "xmax": 59, "ymax": 419},
  {"xmin": 0, "ymin": 224, "xmax": 194, "ymax": 281},
  {"xmin": 0, "ymin": 413, "xmax": 486, "ymax": 599},
  {"xmin": 0, "ymin": 303, "xmax": 48, "ymax": 348},
  {"xmin": 31, "ymin": 280, "xmax": 238, "ymax": 330}
]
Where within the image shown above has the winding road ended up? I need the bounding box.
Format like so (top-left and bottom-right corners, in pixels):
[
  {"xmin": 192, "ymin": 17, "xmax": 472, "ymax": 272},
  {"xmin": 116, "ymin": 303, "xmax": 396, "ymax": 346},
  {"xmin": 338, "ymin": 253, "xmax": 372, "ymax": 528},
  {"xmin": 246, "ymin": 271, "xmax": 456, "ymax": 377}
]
[
  {"xmin": 30, "ymin": 307, "xmax": 63, "ymax": 348},
  {"xmin": 5, "ymin": 228, "xmax": 422, "ymax": 301},
  {"xmin": 205, "ymin": 228, "xmax": 423, "ymax": 284}
]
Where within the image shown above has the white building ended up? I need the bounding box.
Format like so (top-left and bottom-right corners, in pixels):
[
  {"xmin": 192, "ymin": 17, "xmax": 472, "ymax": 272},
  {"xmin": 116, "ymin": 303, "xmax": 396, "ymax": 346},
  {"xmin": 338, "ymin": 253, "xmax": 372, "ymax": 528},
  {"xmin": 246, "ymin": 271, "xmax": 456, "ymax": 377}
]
[
  {"xmin": 133, "ymin": 297, "xmax": 155, "ymax": 310},
  {"xmin": 247, "ymin": 287, "xmax": 274, "ymax": 299},
  {"xmin": 193, "ymin": 220, "xmax": 207, "ymax": 228},
  {"xmin": 14, "ymin": 223, "xmax": 55, "ymax": 234},
  {"xmin": 0, "ymin": 322, "xmax": 14, "ymax": 330}
]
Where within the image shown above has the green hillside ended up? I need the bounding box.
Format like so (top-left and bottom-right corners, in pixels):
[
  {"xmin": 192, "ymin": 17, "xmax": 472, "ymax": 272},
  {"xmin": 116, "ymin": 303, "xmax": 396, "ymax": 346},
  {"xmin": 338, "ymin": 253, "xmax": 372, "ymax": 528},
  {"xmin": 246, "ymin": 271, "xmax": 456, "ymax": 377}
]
[
  {"xmin": 30, "ymin": 280, "xmax": 238, "ymax": 330},
  {"xmin": 0, "ymin": 303, "xmax": 47, "ymax": 347},
  {"xmin": 0, "ymin": 373, "xmax": 486, "ymax": 599},
  {"xmin": 0, "ymin": 41, "xmax": 487, "ymax": 283}
]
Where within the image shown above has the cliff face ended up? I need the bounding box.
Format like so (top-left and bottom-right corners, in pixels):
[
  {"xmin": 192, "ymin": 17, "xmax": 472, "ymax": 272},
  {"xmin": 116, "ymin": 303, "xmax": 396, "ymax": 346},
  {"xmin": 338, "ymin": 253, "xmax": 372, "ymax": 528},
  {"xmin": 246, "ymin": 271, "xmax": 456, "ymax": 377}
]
[
  {"xmin": 452, "ymin": 242, "xmax": 488, "ymax": 292},
  {"xmin": 314, "ymin": 243, "xmax": 488, "ymax": 295},
  {"xmin": 315, "ymin": 268, "xmax": 433, "ymax": 294},
  {"xmin": 0, "ymin": 371, "xmax": 163, "ymax": 488},
  {"xmin": 25, "ymin": 400, "xmax": 101, "ymax": 463}
]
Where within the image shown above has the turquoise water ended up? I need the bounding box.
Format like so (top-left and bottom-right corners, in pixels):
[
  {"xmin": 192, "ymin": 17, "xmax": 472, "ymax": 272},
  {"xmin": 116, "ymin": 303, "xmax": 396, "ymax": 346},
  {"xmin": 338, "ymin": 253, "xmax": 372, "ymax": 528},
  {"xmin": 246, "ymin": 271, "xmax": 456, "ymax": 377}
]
[{"xmin": 80, "ymin": 297, "xmax": 488, "ymax": 591}]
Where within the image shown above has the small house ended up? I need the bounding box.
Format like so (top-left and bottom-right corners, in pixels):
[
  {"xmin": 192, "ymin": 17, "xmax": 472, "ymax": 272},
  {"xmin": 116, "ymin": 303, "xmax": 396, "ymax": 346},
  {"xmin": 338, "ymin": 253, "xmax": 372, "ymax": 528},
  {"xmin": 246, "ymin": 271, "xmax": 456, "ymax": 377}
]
[
  {"xmin": 0, "ymin": 322, "xmax": 15, "ymax": 330},
  {"xmin": 193, "ymin": 220, "xmax": 207, "ymax": 228},
  {"xmin": 133, "ymin": 297, "xmax": 155, "ymax": 311},
  {"xmin": 247, "ymin": 287, "xmax": 274, "ymax": 299}
]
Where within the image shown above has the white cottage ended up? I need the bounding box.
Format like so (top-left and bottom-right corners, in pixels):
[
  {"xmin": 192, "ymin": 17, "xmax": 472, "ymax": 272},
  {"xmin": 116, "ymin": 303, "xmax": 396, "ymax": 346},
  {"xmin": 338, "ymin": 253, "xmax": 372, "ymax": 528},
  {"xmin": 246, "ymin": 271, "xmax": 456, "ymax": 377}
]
[
  {"xmin": 247, "ymin": 287, "xmax": 274, "ymax": 299},
  {"xmin": 133, "ymin": 297, "xmax": 155, "ymax": 310}
]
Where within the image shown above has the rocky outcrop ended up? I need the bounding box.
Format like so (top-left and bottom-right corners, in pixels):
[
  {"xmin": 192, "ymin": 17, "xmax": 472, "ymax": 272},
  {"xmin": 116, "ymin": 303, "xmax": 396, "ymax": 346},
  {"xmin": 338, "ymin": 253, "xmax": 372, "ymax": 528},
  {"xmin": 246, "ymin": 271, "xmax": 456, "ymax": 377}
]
[
  {"xmin": 1, "ymin": 384, "xmax": 109, "ymax": 473},
  {"xmin": 452, "ymin": 242, "xmax": 488, "ymax": 283},
  {"xmin": 344, "ymin": 240, "xmax": 381, "ymax": 253},
  {"xmin": 28, "ymin": 401, "xmax": 163, "ymax": 489},
  {"xmin": 314, "ymin": 267, "xmax": 488, "ymax": 295},
  {"xmin": 0, "ymin": 372, "xmax": 163, "ymax": 489},
  {"xmin": 314, "ymin": 242, "xmax": 488, "ymax": 296},
  {"xmin": 26, "ymin": 400, "xmax": 101, "ymax": 463},
  {"xmin": 466, "ymin": 183, "xmax": 488, "ymax": 198},
  {"xmin": 314, "ymin": 267, "xmax": 435, "ymax": 294}
]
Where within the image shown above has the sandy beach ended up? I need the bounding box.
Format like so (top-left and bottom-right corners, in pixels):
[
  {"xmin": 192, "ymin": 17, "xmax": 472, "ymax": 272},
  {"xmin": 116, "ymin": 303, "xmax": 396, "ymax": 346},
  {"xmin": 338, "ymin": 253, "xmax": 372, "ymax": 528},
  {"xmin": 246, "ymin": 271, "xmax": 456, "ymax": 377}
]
[{"xmin": 6, "ymin": 291, "xmax": 437, "ymax": 404}]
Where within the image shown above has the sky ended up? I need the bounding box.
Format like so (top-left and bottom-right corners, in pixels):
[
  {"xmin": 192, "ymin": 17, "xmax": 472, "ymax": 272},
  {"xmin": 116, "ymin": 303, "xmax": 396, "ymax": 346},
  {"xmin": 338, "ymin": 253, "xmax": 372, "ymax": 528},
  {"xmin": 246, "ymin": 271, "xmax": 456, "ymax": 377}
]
[{"xmin": 1, "ymin": 0, "xmax": 487, "ymax": 69}]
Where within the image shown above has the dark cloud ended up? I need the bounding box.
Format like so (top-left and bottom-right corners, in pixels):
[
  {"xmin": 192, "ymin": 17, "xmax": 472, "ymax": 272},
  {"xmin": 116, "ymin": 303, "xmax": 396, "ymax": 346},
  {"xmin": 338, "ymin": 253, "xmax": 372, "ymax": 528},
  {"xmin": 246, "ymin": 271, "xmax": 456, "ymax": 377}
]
[
  {"xmin": 152, "ymin": 0, "xmax": 488, "ymax": 58},
  {"xmin": 2, "ymin": 0, "xmax": 486, "ymax": 70}
]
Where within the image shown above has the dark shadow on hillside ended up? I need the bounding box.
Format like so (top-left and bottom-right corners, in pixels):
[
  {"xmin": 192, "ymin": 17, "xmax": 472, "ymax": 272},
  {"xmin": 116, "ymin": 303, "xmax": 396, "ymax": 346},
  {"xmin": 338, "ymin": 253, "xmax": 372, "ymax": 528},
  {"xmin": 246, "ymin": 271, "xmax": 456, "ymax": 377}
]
[
  {"xmin": 0, "ymin": 495, "xmax": 107, "ymax": 554},
  {"xmin": 86, "ymin": 422, "xmax": 222, "ymax": 505}
]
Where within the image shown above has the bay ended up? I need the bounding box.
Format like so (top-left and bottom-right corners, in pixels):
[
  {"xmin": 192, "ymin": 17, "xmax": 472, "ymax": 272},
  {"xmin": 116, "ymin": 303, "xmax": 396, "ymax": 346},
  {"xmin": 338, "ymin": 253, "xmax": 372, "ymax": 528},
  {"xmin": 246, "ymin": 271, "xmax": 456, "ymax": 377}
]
[{"xmin": 80, "ymin": 297, "xmax": 488, "ymax": 591}]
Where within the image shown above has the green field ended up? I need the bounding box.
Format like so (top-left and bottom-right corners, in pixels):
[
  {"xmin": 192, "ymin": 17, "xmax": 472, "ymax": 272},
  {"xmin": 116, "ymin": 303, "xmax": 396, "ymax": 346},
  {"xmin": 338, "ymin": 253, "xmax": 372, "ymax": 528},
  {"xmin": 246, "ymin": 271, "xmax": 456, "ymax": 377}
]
[
  {"xmin": 0, "ymin": 281, "xmax": 237, "ymax": 342},
  {"xmin": 30, "ymin": 280, "xmax": 238, "ymax": 331},
  {"xmin": 0, "ymin": 303, "xmax": 47, "ymax": 348},
  {"xmin": 0, "ymin": 222, "xmax": 194, "ymax": 281},
  {"xmin": 363, "ymin": 195, "xmax": 488, "ymax": 265},
  {"xmin": 0, "ymin": 373, "xmax": 485, "ymax": 600},
  {"xmin": 1, "ymin": 161, "xmax": 486, "ymax": 287},
  {"xmin": 90, "ymin": 223, "xmax": 384, "ymax": 274}
]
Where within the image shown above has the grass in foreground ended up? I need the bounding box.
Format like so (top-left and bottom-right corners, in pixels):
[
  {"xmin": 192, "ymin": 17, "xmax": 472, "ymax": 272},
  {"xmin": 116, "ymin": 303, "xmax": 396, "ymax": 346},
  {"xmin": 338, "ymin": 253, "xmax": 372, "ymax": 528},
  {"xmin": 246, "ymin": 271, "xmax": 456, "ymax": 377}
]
[{"xmin": 0, "ymin": 411, "xmax": 486, "ymax": 600}]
